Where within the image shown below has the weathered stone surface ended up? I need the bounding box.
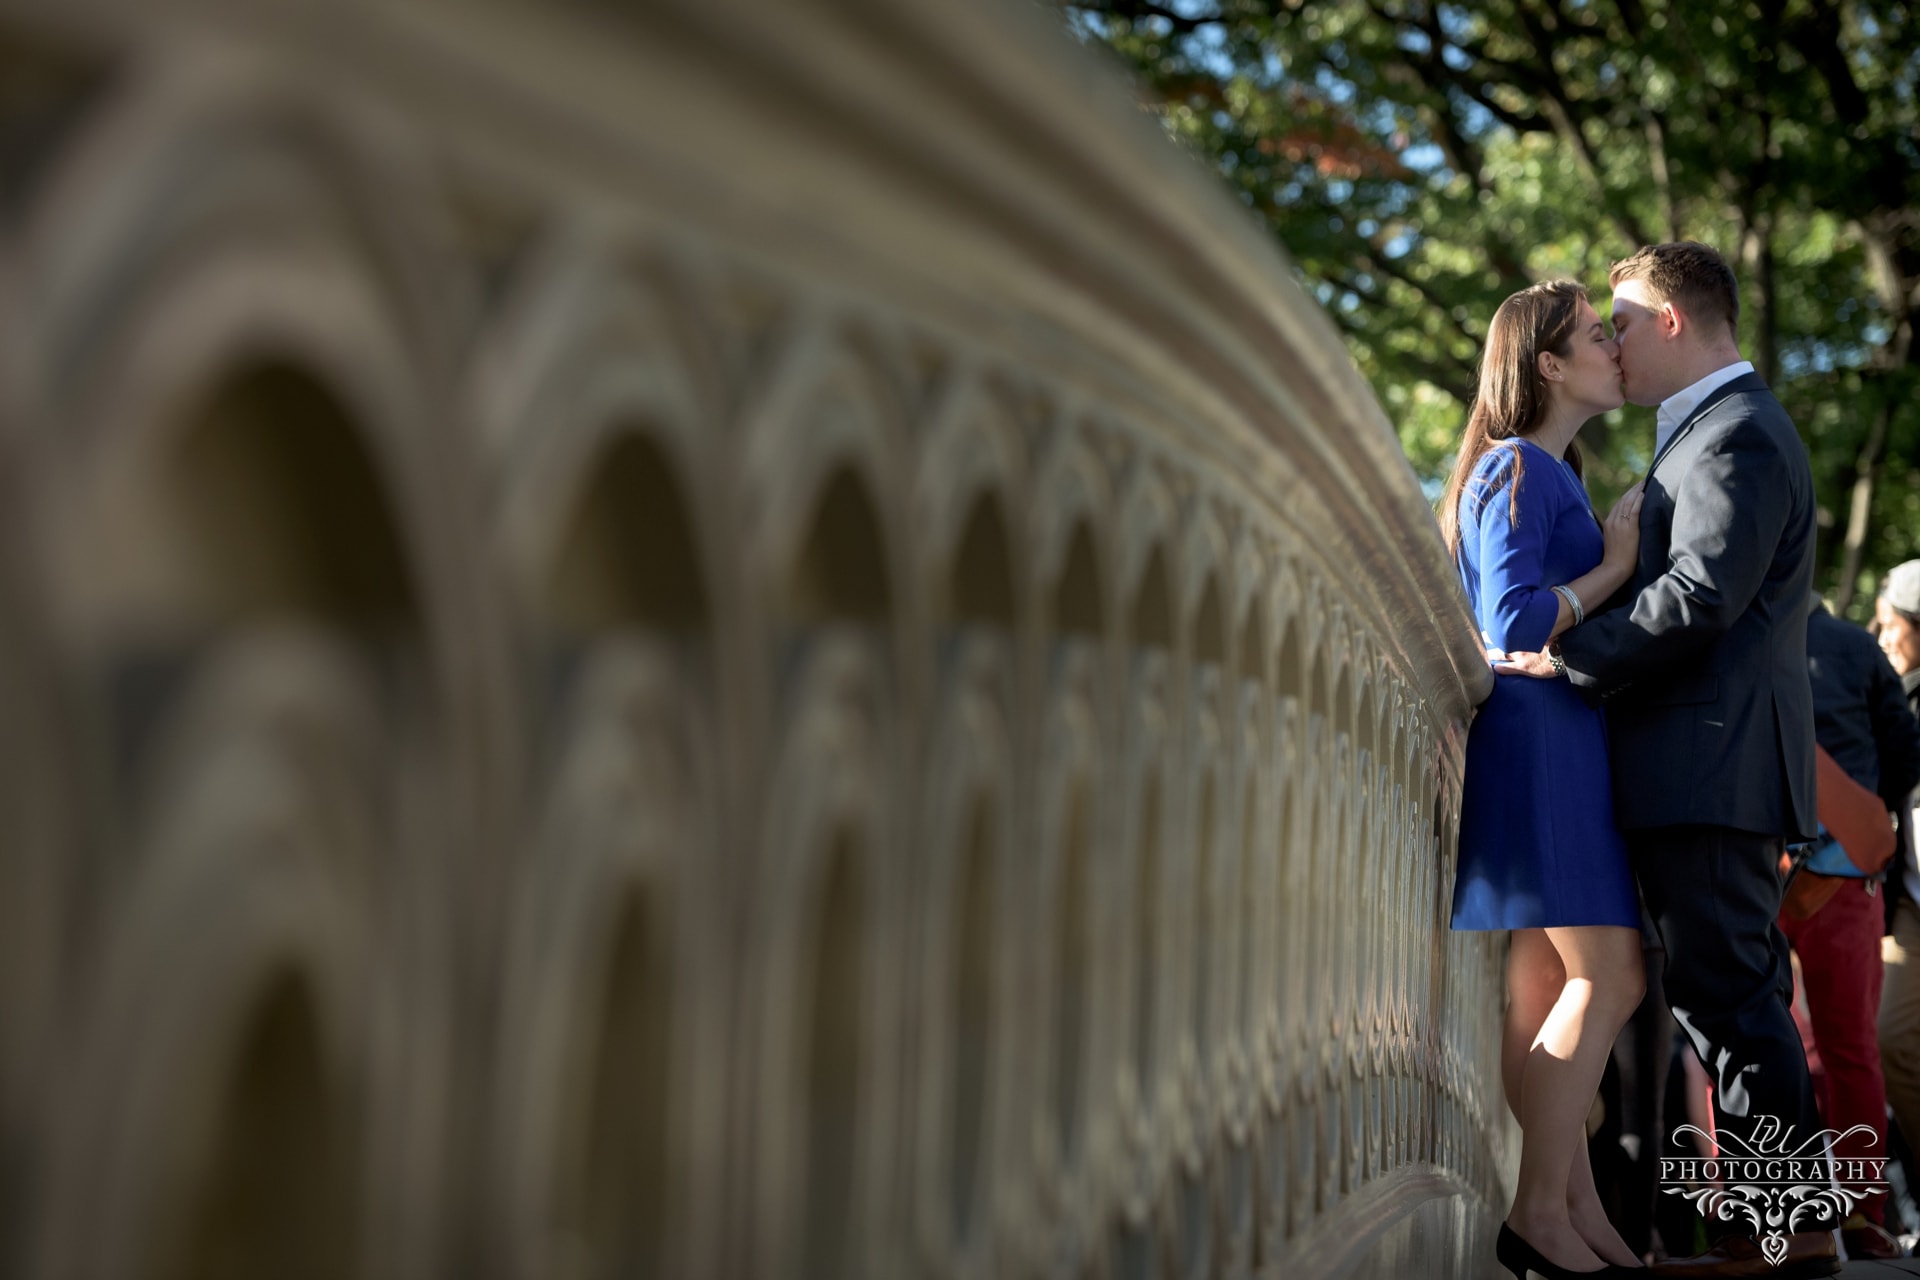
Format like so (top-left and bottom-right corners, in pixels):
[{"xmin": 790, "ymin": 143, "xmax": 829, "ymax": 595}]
[{"xmin": 0, "ymin": 0, "xmax": 1506, "ymax": 1276}]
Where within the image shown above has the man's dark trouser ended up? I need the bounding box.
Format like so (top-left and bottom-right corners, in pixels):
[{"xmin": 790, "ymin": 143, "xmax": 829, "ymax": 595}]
[{"xmin": 1630, "ymin": 824, "xmax": 1828, "ymax": 1223}]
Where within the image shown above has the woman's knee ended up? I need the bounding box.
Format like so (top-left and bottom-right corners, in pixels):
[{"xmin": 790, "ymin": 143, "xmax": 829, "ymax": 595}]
[
  {"xmin": 1593, "ymin": 967, "xmax": 1646, "ymax": 1020},
  {"xmin": 1555, "ymin": 927, "xmax": 1643, "ymax": 993},
  {"xmin": 1618, "ymin": 951, "xmax": 1649, "ymax": 1008},
  {"xmin": 1510, "ymin": 928, "xmax": 1565, "ymax": 974},
  {"xmin": 1580, "ymin": 934, "xmax": 1646, "ymax": 1017}
]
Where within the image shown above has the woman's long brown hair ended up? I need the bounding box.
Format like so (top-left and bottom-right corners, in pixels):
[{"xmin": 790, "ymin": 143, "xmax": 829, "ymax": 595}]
[{"xmin": 1437, "ymin": 280, "xmax": 1589, "ymax": 556}]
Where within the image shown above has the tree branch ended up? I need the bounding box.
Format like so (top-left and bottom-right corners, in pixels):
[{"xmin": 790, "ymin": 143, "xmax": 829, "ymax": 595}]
[
  {"xmin": 1358, "ymin": 246, "xmax": 1483, "ymax": 347},
  {"xmin": 1792, "ymin": 0, "xmax": 1868, "ymax": 126},
  {"xmin": 1325, "ymin": 307, "xmax": 1480, "ymax": 405},
  {"xmin": 1511, "ymin": 0, "xmax": 1651, "ymax": 247},
  {"xmin": 1065, "ymin": 0, "xmax": 1220, "ymax": 36}
]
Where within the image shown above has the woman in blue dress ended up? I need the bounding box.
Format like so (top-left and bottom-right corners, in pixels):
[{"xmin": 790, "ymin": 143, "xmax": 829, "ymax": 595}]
[{"xmin": 1437, "ymin": 281, "xmax": 1648, "ymax": 1278}]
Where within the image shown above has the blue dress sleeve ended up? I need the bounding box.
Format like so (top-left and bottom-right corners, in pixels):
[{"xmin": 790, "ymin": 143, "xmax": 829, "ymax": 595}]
[{"xmin": 1469, "ymin": 449, "xmax": 1561, "ymax": 653}]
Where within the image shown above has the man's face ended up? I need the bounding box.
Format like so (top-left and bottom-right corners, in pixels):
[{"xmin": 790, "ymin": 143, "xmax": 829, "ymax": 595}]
[{"xmin": 1609, "ymin": 278, "xmax": 1672, "ymax": 408}]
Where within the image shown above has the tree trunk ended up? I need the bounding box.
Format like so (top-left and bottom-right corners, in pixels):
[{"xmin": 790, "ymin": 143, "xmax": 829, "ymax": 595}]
[
  {"xmin": 1832, "ymin": 393, "xmax": 1894, "ymax": 615},
  {"xmin": 1742, "ymin": 211, "xmax": 1777, "ymax": 385}
]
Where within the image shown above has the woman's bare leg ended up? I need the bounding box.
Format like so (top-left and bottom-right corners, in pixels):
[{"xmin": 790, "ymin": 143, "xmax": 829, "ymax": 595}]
[
  {"xmin": 1566, "ymin": 1125, "xmax": 1640, "ymax": 1266},
  {"xmin": 1506, "ymin": 924, "xmax": 1647, "ymax": 1272},
  {"xmin": 1505, "ymin": 929, "xmax": 1564, "ymax": 1116},
  {"xmin": 1505, "ymin": 930, "xmax": 1641, "ymax": 1266}
]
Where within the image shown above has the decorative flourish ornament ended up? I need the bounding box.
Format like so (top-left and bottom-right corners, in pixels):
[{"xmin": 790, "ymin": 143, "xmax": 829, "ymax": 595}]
[{"xmin": 1661, "ymin": 1116, "xmax": 1888, "ymax": 1267}]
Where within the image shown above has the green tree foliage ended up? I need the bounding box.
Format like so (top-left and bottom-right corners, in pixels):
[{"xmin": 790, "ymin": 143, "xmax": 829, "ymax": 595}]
[{"xmin": 1065, "ymin": 0, "xmax": 1919, "ymax": 613}]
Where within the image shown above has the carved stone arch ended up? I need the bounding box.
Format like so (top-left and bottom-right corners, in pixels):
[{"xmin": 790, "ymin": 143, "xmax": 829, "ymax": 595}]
[
  {"xmin": 1110, "ymin": 459, "xmax": 1179, "ymax": 1198},
  {"xmin": 1173, "ymin": 491, "xmax": 1230, "ymax": 1159},
  {"xmin": 546, "ymin": 430, "xmax": 711, "ymax": 636},
  {"xmin": 1350, "ymin": 644, "xmax": 1389, "ymax": 1116},
  {"xmin": 1386, "ymin": 684, "xmax": 1419, "ymax": 1051},
  {"xmin": 1118, "ymin": 669, "xmax": 1173, "ymax": 1127},
  {"xmin": 1349, "ymin": 640, "xmax": 1380, "ymax": 764},
  {"xmin": 1326, "ymin": 624, "xmax": 1358, "ymax": 923},
  {"xmin": 1296, "ymin": 574, "xmax": 1328, "ymax": 690},
  {"xmin": 66, "ymin": 348, "xmax": 438, "ymax": 847},
  {"xmin": 475, "ymin": 234, "xmax": 722, "ymax": 643},
  {"xmin": 1353, "ymin": 638, "xmax": 1386, "ymax": 769},
  {"xmin": 473, "ymin": 225, "xmax": 713, "ymax": 453},
  {"xmin": 1315, "ymin": 612, "xmax": 1345, "ymax": 738},
  {"xmin": 1110, "ymin": 455, "xmax": 1180, "ymax": 1192},
  {"xmin": 20, "ymin": 58, "xmax": 452, "ymax": 394},
  {"xmin": 1379, "ymin": 658, "xmax": 1403, "ymax": 749},
  {"xmin": 741, "ymin": 320, "xmax": 910, "ymax": 635},
  {"xmin": 1028, "ymin": 642, "xmax": 1105, "ymax": 1245},
  {"xmin": 14, "ymin": 76, "xmax": 467, "ymax": 659},
  {"xmin": 912, "ymin": 635, "xmax": 1018, "ymax": 1274},
  {"xmin": 1267, "ymin": 608, "xmax": 1306, "ymax": 1062},
  {"xmin": 48, "ymin": 304, "xmax": 445, "ymax": 659},
  {"xmin": 1029, "ymin": 419, "xmax": 1115, "ymax": 643},
  {"xmin": 1329, "ymin": 614, "xmax": 1360, "ymax": 749},
  {"xmin": 749, "ymin": 635, "xmax": 904, "ymax": 1280},
  {"xmin": 1225, "ymin": 534, "xmax": 1272, "ymax": 1118},
  {"xmin": 1114, "ymin": 457, "xmax": 1179, "ymax": 654},
  {"xmin": 1292, "ymin": 595, "xmax": 1332, "ymax": 1096},
  {"xmin": 914, "ymin": 378, "xmax": 1025, "ymax": 632},
  {"xmin": 9, "ymin": 75, "xmax": 492, "ymax": 1071},
  {"xmin": 1227, "ymin": 684, "xmax": 1266, "ymax": 1073},
  {"xmin": 1298, "ymin": 590, "xmax": 1330, "ymax": 732},
  {"xmin": 27, "ymin": 262, "xmax": 480, "ymax": 1280},
  {"xmin": 1186, "ymin": 744, "xmax": 1226, "ymax": 1075},
  {"xmin": 37, "ymin": 631, "xmax": 378, "ymax": 1280},
  {"xmin": 1268, "ymin": 561, "xmax": 1305, "ymax": 1045},
  {"xmin": 1191, "ymin": 571, "xmax": 1227, "ymax": 672},
  {"xmin": 1387, "ymin": 677, "xmax": 1413, "ymax": 803},
  {"xmin": 1353, "ymin": 636, "xmax": 1391, "ymax": 1086},
  {"xmin": 1230, "ymin": 531, "xmax": 1270, "ymax": 691},
  {"xmin": 490, "ymin": 637, "xmax": 718, "ymax": 1280},
  {"xmin": 1017, "ymin": 424, "xmax": 1119, "ymax": 1271},
  {"xmin": 475, "ymin": 258, "xmax": 725, "ymax": 1192},
  {"xmin": 1178, "ymin": 498, "xmax": 1230, "ymax": 670},
  {"xmin": 1268, "ymin": 554, "xmax": 1304, "ymax": 630},
  {"xmin": 1271, "ymin": 564, "xmax": 1307, "ymax": 712}
]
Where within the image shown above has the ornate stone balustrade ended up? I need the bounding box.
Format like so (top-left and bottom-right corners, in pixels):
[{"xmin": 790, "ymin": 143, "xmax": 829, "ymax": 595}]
[{"xmin": 0, "ymin": 0, "xmax": 1506, "ymax": 1276}]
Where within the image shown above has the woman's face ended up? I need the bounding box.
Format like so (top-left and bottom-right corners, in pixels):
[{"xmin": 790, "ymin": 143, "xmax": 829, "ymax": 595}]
[
  {"xmin": 1547, "ymin": 299, "xmax": 1625, "ymax": 416},
  {"xmin": 1877, "ymin": 597, "xmax": 1920, "ymax": 676}
]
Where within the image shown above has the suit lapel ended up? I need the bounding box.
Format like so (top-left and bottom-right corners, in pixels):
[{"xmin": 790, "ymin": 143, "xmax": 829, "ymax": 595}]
[{"xmin": 1647, "ymin": 371, "xmax": 1769, "ymax": 477}]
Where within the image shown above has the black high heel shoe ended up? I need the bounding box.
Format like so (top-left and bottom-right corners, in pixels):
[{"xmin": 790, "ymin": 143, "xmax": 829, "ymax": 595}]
[{"xmin": 1496, "ymin": 1223, "xmax": 1631, "ymax": 1278}]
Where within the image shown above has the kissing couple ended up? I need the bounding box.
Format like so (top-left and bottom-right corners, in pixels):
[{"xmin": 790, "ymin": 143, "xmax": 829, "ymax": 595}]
[{"xmin": 1441, "ymin": 242, "xmax": 1831, "ymax": 1278}]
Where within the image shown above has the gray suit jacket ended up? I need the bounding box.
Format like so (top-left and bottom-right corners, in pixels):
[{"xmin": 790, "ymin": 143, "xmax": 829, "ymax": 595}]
[{"xmin": 1557, "ymin": 371, "xmax": 1818, "ymax": 839}]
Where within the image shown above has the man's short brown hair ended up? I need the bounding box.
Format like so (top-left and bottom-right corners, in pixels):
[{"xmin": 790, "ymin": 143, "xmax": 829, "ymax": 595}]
[{"xmin": 1609, "ymin": 241, "xmax": 1739, "ymax": 338}]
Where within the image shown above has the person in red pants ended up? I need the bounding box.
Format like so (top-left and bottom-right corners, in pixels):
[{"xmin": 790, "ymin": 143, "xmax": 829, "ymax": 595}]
[{"xmin": 1780, "ymin": 592, "xmax": 1920, "ymax": 1259}]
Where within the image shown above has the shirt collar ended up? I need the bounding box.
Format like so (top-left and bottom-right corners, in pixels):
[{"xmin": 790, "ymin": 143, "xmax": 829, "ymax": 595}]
[{"xmin": 1655, "ymin": 360, "xmax": 1755, "ymax": 457}]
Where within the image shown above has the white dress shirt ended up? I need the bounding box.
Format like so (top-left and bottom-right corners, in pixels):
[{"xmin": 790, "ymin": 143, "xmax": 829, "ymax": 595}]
[{"xmin": 1655, "ymin": 360, "xmax": 1755, "ymax": 459}]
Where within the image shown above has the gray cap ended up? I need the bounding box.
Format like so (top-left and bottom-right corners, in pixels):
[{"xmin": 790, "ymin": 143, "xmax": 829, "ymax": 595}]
[{"xmin": 1884, "ymin": 560, "xmax": 1920, "ymax": 616}]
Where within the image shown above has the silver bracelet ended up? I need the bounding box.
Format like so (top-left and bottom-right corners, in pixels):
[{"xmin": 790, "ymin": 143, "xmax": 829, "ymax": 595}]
[{"xmin": 1553, "ymin": 584, "xmax": 1584, "ymax": 627}]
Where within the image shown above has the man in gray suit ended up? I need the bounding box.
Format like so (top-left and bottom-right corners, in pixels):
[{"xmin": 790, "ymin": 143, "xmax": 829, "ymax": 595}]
[{"xmin": 1505, "ymin": 242, "xmax": 1829, "ymax": 1277}]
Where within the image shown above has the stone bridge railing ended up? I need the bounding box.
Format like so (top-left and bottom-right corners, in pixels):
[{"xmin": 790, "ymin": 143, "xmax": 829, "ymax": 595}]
[{"xmin": 0, "ymin": 0, "xmax": 1506, "ymax": 1276}]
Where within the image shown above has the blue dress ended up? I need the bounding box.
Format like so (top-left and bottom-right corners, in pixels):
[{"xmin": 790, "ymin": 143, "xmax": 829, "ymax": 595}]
[{"xmin": 1449, "ymin": 439, "xmax": 1641, "ymax": 931}]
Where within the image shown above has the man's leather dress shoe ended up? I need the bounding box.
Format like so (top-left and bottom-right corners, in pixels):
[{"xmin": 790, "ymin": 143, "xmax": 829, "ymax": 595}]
[{"xmin": 1649, "ymin": 1231, "xmax": 1839, "ymax": 1278}]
